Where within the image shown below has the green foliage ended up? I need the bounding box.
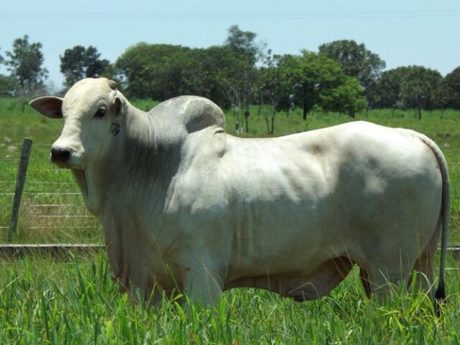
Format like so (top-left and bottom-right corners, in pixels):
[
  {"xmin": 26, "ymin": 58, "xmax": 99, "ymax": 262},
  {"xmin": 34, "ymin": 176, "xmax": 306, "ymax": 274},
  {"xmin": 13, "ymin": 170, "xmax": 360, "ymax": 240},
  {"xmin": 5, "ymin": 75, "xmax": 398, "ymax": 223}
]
[
  {"xmin": 114, "ymin": 26, "xmax": 263, "ymax": 111},
  {"xmin": 370, "ymin": 66, "xmax": 443, "ymax": 117},
  {"xmin": 320, "ymin": 76, "xmax": 367, "ymax": 116},
  {"xmin": 115, "ymin": 42, "xmax": 257, "ymax": 109},
  {"xmin": 318, "ymin": 39, "xmax": 386, "ymax": 91},
  {"xmin": 222, "ymin": 26, "xmax": 260, "ymax": 111},
  {"xmin": 258, "ymin": 51, "xmax": 291, "ymax": 110},
  {"xmin": 368, "ymin": 67, "xmax": 403, "ymax": 108},
  {"xmin": 5, "ymin": 35, "xmax": 48, "ymax": 95},
  {"xmin": 0, "ymin": 47, "xmax": 5, "ymax": 77},
  {"xmin": 2, "ymin": 29, "xmax": 459, "ymax": 119},
  {"xmin": 115, "ymin": 43, "xmax": 191, "ymax": 100},
  {"xmin": 183, "ymin": 46, "xmax": 250, "ymax": 108},
  {"xmin": 437, "ymin": 66, "xmax": 460, "ymax": 109},
  {"xmin": 277, "ymin": 51, "xmax": 365, "ymax": 119},
  {"xmin": 60, "ymin": 45, "xmax": 110, "ymax": 88},
  {"xmin": 0, "ymin": 75, "xmax": 19, "ymax": 97},
  {"xmin": 224, "ymin": 25, "xmax": 261, "ymax": 66},
  {"xmin": 399, "ymin": 66, "xmax": 443, "ymax": 118},
  {"xmin": 112, "ymin": 27, "xmax": 368, "ymax": 118}
]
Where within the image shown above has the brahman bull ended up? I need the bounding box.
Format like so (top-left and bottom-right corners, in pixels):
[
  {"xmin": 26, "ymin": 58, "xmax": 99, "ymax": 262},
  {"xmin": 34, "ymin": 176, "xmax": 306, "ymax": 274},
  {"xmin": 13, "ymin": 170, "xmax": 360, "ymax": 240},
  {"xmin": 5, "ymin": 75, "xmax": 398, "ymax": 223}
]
[{"xmin": 30, "ymin": 78, "xmax": 449, "ymax": 310}]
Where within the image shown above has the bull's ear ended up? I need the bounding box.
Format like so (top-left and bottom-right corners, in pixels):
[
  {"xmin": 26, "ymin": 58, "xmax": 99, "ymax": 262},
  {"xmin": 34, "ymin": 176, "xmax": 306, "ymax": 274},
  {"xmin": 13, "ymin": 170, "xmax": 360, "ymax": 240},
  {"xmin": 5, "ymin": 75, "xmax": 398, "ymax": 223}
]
[
  {"xmin": 113, "ymin": 96, "xmax": 124, "ymax": 116},
  {"xmin": 29, "ymin": 96, "xmax": 63, "ymax": 119}
]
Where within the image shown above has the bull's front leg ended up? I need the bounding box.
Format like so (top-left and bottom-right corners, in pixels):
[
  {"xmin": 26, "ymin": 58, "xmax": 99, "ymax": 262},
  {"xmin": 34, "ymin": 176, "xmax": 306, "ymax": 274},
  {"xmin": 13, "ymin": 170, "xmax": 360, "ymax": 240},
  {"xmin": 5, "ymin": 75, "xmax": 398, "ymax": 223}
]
[{"xmin": 180, "ymin": 253, "xmax": 224, "ymax": 305}]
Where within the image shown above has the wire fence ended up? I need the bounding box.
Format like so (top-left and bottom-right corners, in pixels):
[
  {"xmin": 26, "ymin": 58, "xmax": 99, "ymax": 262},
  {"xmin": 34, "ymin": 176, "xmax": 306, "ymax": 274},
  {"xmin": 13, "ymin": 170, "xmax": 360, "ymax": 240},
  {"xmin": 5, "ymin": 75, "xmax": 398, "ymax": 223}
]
[
  {"xmin": 1, "ymin": 138, "xmax": 460, "ymax": 246},
  {"xmin": 0, "ymin": 140, "xmax": 102, "ymax": 244}
]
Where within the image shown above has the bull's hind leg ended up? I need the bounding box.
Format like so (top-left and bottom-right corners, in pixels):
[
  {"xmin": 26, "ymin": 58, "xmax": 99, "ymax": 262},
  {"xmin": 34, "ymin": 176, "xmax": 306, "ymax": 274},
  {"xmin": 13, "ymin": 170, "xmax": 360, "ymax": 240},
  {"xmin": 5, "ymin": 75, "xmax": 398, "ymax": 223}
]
[
  {"xmin": 359, "ymin": 225, "xmax": 434, "ymax": 302},
  {"xmin": 363, "ymin": 255, "xmax": 415, "ymax": 303},
  {"xmin": 411, "ymin": 250, "xmax": 435, "ymax": 299},
  {"xmin": 359, "ymin": 268, "xmax": 372, "ymax": 297},
  {"xmin": 411, "ymin": 220, "xmax": 441, "ymax": 299}
]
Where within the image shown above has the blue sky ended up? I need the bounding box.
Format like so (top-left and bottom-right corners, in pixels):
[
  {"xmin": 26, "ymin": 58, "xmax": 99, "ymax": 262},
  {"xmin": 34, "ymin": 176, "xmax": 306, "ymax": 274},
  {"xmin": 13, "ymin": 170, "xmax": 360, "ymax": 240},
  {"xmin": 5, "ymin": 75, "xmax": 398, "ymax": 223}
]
[{"xmin": 1, "ymin": 0, "xmax": 459, "ymax": 88}]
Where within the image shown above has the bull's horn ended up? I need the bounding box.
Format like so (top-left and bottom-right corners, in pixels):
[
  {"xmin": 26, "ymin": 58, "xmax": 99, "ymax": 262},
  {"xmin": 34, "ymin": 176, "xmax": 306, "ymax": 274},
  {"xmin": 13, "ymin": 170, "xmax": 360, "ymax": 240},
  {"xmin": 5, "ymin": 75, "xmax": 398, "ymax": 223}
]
[{"xmin": 108, "ymin": 79, "xmax": 117, "ymax": 90}]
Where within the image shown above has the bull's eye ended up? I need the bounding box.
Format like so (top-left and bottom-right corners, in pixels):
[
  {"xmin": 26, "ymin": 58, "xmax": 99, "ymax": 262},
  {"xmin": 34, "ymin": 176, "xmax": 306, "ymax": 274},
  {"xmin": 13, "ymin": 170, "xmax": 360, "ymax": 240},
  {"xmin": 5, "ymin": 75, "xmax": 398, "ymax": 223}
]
[{"xmin": 94, "ymin": 107, "xmax": 107, "ymax": 118}]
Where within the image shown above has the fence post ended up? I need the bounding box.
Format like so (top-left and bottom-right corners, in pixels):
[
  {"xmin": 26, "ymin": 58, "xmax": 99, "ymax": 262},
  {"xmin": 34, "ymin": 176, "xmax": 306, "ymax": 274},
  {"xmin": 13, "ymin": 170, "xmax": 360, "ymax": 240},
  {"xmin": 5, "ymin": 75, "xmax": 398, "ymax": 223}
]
[{"xmin": 7, "ymin": 138, "xmax": 33, "ymax": 242}]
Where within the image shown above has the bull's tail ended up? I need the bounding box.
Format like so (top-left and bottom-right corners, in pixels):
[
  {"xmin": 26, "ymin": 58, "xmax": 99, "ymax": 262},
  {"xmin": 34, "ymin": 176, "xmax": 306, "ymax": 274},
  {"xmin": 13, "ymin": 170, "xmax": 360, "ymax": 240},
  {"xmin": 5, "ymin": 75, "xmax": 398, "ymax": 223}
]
[{"xmin": 415, "ymin": 132, "xmax": 450, "ymax": 315}]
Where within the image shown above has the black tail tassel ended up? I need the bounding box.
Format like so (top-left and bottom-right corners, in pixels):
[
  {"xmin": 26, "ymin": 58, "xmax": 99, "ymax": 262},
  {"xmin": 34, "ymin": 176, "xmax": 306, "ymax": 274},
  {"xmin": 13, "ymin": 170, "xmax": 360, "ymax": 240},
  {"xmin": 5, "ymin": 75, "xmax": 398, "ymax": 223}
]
[{"xmin": 434, "ymin": 281, "xmax": 446, "ymax": 317}]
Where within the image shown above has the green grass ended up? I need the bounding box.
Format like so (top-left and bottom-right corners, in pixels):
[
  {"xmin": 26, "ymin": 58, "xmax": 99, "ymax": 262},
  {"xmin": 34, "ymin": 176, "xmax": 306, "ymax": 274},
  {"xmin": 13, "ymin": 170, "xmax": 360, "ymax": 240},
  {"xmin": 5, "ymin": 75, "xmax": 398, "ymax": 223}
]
[{"xmin": 0, "ymin": 254, "xmax": 459, "ymax": 344}]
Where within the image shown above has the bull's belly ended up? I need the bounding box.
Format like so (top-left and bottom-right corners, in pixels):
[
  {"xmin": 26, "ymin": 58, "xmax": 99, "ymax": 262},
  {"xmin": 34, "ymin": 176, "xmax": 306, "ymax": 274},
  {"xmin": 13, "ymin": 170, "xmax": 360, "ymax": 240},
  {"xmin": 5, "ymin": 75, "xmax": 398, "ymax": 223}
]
[
  {"xmin": 225, "ymin": 203, "xmax": 347, "ymax": 280},
  {"xmin": 223, "ymin": 255, "xmax": 355, "ymax": 301},
  {"xmin": 223, "ymin": 182, "xmax": 441, "ymax": 284}
]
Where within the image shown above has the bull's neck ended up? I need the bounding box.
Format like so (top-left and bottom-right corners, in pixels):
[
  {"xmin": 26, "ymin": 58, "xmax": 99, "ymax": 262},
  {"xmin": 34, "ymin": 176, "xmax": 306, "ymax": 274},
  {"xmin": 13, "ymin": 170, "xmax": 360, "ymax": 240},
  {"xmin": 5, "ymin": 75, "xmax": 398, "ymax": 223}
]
[
  {"xmin": 122, "ymin": 105, "xmax": 182, "ymax": 178},
  {"xmin": 87, "ymin": 104, "xmax": 181, "ymax": 216}
]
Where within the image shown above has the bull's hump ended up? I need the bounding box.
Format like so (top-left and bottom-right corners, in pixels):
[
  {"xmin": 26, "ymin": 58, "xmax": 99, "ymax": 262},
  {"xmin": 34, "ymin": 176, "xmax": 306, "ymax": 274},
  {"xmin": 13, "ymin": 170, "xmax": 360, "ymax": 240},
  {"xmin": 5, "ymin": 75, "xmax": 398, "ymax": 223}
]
[{"xmin": 152, "ymin": 96, "xmax": 226, "ymax": 133}]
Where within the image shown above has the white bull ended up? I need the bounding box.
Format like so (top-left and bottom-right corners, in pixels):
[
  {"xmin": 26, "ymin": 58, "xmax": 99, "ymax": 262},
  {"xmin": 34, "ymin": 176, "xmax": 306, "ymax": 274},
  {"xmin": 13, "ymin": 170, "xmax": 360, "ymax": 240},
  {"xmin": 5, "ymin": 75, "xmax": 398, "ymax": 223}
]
[{"xmin": 30, "ymin": 78, "xmax": 449, "ymax": 309}]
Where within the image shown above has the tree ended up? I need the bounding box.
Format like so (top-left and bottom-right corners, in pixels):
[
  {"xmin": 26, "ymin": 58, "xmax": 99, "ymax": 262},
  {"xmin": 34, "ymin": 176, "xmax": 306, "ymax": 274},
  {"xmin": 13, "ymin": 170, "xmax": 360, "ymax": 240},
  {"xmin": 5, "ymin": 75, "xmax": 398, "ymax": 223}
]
[
  {"xmin": 223, "ymin": 25, "xmax": 262, "ymax": 126},
  {"xmin": 277, "ymin": 53, "xmax": 318, "ymax": 119},
  {"xmin": 182, "ymin": 45, "xmax": 259, "ymax": 132},
  {"xmin": 115, "ymin": 42, "xmax": 253, "ymax": 109},
  {"xmin": 258, "ymin": 52, "xmax": 291, "ymax": 109},
  {"xmin": 277, "ymin": 51, "xmax": 365, "ymax": 119},
  {"xmin": 318, "ymin": 40, "xmax": 385, "ymax": 101},
  {"xmin": 60, "ymin": 45, "xmax": 110, "ymax": 87},
  {"xmin": 319, "ymin": 76, "xmax": 366, "ymax": 117},
  {"xmin": 224, "ymin": 25, "xmax": 261, "ymax": 66},
  {"xmin": 181, "ymin": 46, "xmax": 246, "ymax": 108},
  {"xmin": 0, "ymin": 48, "xmax": 4, "ymax": 69},
  {"xmin": 437, "ymin": 66, "xmax": 460, "ymax": 109},
  {"xmin": 114, "ymin": 30, "xmax": 263, "ymax": 124},
  {"xmin": 370, "ymin": 66, "xmax": 442, "ymax": 117},
  {"xmin": 115, "ymin": 43, "xmax": 190, "ymax": 99},
  {"xmin": 0, "ymin": 48, "xmax": 7, "ymax": 95},
  {"xmin": 399, "ymin": 66, "xmax": 442, "ymax": 118},
  {"xmin": 258, "ymin": 51, "xmax": 292, "ymax": 133},
  {"xmin": 368, "ymin": 67, "xmax": 406, "ymax": 108},
  {"xmin": 6, "ymin": 35, "xmax": 48, "ymax": 95},
  {"xmin": 0, "ymin": 47, "xmax": 18, "ymax": 97},
  {"xmin": 0, "ymin": 75, "xmax": 19, "ymax": 97}
]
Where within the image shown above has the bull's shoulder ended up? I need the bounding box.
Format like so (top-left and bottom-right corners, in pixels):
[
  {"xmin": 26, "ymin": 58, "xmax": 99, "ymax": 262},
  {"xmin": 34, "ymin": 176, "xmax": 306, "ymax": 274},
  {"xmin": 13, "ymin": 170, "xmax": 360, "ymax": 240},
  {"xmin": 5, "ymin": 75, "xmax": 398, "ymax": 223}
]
[{"xmin": 150, "ymin": 96, "xmax": 225, "ymax": 133}]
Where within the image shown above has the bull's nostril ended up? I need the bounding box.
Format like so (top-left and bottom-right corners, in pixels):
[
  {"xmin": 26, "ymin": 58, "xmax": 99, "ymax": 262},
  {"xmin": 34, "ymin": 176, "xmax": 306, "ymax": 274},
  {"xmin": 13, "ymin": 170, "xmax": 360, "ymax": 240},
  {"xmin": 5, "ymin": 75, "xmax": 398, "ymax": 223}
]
[{"xmin": 51, "ymin": 148, "xmax": 71, "ymax": 163}]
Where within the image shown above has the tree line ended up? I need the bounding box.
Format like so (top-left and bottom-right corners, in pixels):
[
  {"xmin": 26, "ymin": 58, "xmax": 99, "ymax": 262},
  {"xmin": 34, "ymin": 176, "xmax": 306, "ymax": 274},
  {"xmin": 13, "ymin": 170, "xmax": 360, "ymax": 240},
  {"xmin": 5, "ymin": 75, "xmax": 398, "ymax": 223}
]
[{"xmin": 1, "ymin": 27, "xmax": 459, "ymax": 121}]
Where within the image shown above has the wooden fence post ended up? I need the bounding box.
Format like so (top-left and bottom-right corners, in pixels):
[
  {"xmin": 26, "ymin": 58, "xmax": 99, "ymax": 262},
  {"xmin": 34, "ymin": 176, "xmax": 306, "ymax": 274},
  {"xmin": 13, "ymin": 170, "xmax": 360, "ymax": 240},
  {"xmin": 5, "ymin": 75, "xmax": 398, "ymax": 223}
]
[{"xmin": 7, "ymin": 138, "xmax": 33, "ymax": 242}]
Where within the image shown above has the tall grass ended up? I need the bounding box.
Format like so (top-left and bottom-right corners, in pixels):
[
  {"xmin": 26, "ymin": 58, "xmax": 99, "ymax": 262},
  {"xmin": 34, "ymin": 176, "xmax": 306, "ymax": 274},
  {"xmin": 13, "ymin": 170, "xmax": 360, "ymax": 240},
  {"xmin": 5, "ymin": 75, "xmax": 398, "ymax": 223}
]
[{"xmin": 0, "ymin": 254, "xmax": 459, "ymax": 344}]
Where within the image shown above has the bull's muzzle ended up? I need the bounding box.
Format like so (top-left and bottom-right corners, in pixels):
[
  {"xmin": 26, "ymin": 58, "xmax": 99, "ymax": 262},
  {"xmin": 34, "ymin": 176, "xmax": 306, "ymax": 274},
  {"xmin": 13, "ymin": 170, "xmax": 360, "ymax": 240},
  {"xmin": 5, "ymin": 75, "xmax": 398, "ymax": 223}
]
[{"xmin": 50, "ymin": 147, "xmax": 71, "ymax": 165}]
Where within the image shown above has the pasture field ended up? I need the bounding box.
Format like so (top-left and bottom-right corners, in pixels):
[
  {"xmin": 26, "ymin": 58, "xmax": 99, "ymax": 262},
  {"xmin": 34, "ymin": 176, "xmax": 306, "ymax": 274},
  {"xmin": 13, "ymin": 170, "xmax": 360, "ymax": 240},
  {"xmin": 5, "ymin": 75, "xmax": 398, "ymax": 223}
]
[
  {"xmin": 0, "ymin": 254, "xmax": 459, "ymax": 344},
  {"xmin": 1, "ymin": 98, "xmax": 460, "ymax": 344}
]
